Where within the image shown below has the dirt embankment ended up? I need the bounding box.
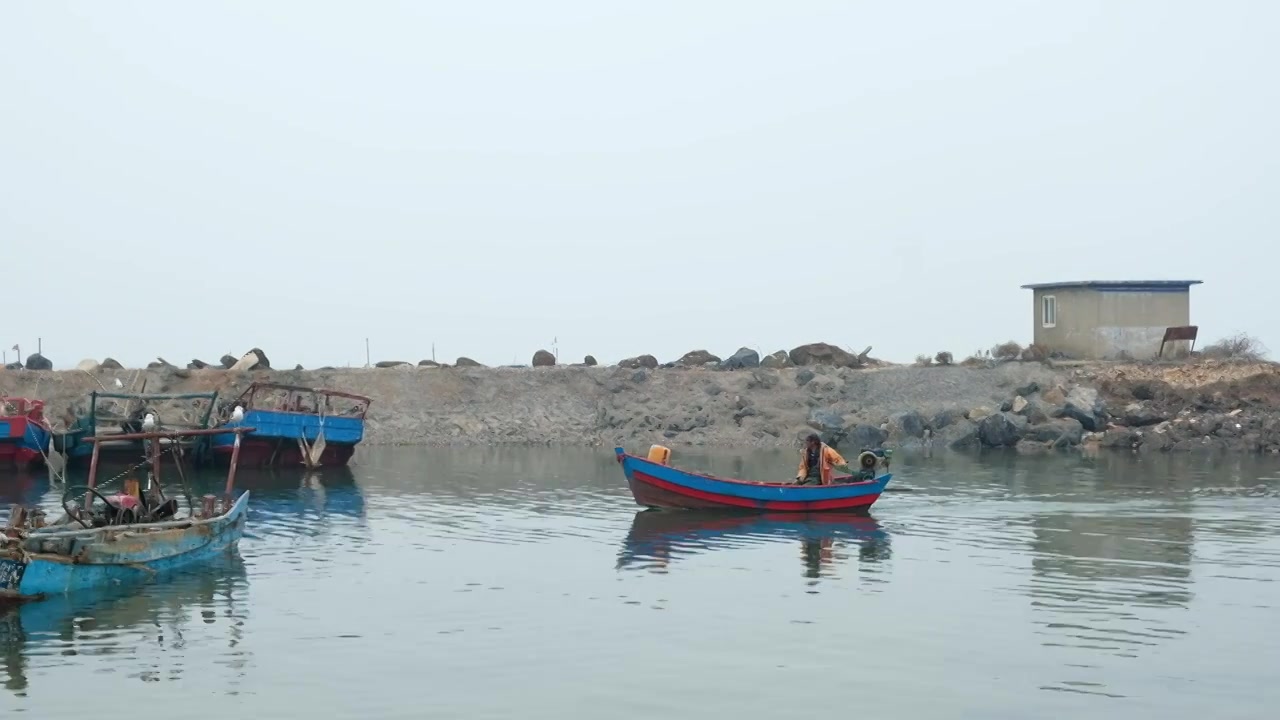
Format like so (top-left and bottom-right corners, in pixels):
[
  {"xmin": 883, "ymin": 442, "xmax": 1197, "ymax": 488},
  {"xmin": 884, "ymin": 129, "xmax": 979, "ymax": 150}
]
[{"xmin": 1, "ymin": 359, "xmax": 1277, "ymax": 453}]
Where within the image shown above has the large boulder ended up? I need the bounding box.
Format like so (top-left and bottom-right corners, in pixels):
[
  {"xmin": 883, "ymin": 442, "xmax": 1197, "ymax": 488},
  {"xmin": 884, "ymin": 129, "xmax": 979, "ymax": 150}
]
[
  {"xmin": 188, "ymin": 358, "xmax": 212, "ymax": 370},
  {"xmin": 76, "ymin": 358, "xmax": 101, "ymax": 373},
  {"xmin": 25, "ymin": 353, "xmax": 52, "ymax": 370},
  {"xmin": 888, "ymin": 411, "xmax": 928, "ymax": 439},
  {"xmin": 761, "ymin": 350, "xmax": 791, "ymax": 369},
  {"xmin": 978, "ymin": 413, "xmax": 1021, "ymax": 447},
  {"xmin": 807, "ymin": 409, "xmax": 846, "ymax": 435},
  {"xmin": 931, "ymin": 408, "xmax": 963, "ymax": 430},
  {"xmin": 220, "ymin": 354, "xmax": 238, "ymax": 369},
  {"xmin": 1122, "ymin": 402, "xmax": 1167, "ymax": 428},
  {"xmin": 1024, "ymin": 418, "xmax": 1084, "ymax": 445},
  {"xmin": 4, "ymin": 362, "xmax": 22, "ymax": 371},
  {"xmin": 583, "ymin": 355, "xmax": 598, "ymax": 366},
  {"xmin": 795, "ymin": 369, "xmax": 816, "ymax": 387},
  {"xmin": 1041, "ymin": 386, "xmax": 1068, "ymax": 406},
  {"xmin": 846, "ymin": 424, "xmax": 888, "ymax": 451},
  {"xmin": 936, "ymin": 418, "xmax": 980, "ymax": 449},
  {"xmin": 678, "ymin": 349, "xmax": 721, "ymax": 366},
  {"xmin": 455, "ymin": 357, "xmax": 483, "ymax": 367},
  {"xmin": 532, "ymin": 350, "xmax": 556, "ymax": 367},
  {"xmin": 101, "ymin": 357, "xmax": 124, "ymax": 370},
  {"xmin": 418, "ymin": 359, "xmax": 440, "ymax": 367},
  {"xmin": 229, "ymin": 348, "xmax": 270, "ymax": 372},
  {"xmin": 1017, "ymin": 399, "xmax": 1052, "ymax": 425},
  {"xmin": 720, "ymin": 347, "xmax": 760, "ymax": 370},
  {"xmin": 375, "ymin": 360, "xmax": 412, "ymax": 368},
  {"xmin": 789, "ymin": 343, "xmax": 858, "ymax": 368},
  {"xmin": 1101, "ymin": 427, "xmax": 1140, "ymax": 449},
  {"xmin": 619, "ymin": 354, "xmax": 658, "ymax": 370},
  {"xmin": 1059, "ymin": 386, "xmax": 1107, "ymax": 432}
]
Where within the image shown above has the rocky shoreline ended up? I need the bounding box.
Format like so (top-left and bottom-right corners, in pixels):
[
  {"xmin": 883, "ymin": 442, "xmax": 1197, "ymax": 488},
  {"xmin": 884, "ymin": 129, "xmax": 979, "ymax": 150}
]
[{"xmin": 2, "ymin": 348, "xmax": 1278, "ymax": 455}]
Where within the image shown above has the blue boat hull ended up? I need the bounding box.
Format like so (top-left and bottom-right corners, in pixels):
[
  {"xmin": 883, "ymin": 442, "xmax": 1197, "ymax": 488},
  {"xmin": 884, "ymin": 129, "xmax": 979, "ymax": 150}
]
[
  {"xmin": 1, "ymin": 492, "xmax": 250, "ymax": 601},
  {"xmin": 211, "ymin": 409, "xmax": 364, "ymax": 467}
]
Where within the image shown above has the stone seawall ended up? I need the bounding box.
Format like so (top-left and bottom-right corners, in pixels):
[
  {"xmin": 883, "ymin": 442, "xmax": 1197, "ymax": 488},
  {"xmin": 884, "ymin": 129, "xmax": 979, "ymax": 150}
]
[{"xmin": 2, "ymin": 360, "xmax": 1278, "ymax": 453}]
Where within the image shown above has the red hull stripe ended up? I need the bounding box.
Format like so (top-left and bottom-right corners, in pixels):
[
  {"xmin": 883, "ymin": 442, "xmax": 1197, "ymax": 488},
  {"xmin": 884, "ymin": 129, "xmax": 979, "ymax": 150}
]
[{"xmin": 632, "ymin": 470, "xmax": 880, "ymax": 511}]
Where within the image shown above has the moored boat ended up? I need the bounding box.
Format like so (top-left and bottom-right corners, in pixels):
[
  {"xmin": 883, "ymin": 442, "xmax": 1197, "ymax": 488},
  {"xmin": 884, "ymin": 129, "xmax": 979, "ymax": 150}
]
[
  {"xmin": 0, "ymin": 398, "xmax": 51, "ymax": 470},
  {"xmin": 1, "ymin": 426, "xmax": 253, "ymax": 603},
  {"xmin": 209, "ymin": 382, "xmax": 371, "ymax": 468},
  {"xmin": 614, "ymin": 445, "xmax": 892, "ymax": 513},
  {"xmin": 58, "ymin": 390, "xmax": 220, "ymax": 465}
]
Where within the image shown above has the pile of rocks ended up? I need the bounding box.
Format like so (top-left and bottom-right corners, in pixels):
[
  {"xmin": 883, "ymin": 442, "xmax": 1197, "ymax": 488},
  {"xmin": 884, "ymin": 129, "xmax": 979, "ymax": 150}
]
[{"xmin": 787, "ymin": 379, "xmax": 1098, "ymax": 454}]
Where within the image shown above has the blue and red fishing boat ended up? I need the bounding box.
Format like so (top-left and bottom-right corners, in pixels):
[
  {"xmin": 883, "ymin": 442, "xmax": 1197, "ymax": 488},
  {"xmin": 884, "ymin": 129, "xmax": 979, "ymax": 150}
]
[
  {"xmin": 209, "ymin": 382, "xmax": 371, "ymax": 468},
  {"xmin": 0, "ymin": 398, "xmax": 51, "ymax": 470},
  {"xmin": 614, "ymin": 445, "xmax": 892, "ymax": 513}
]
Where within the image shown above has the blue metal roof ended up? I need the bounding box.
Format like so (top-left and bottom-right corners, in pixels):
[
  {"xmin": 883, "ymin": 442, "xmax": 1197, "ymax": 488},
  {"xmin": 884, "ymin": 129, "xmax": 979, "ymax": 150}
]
[{"xmin": 1021, "ymin": 280, "xmax": 1202, "ymax": 292}]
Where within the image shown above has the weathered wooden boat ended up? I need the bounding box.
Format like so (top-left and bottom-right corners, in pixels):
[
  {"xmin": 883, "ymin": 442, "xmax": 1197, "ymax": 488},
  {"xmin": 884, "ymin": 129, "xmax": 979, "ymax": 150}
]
[
  {"xmin": 0, "ymin": 398, "xmax": 51, "ymax": 470},
  {"xmin": 614, "ymin": 445, "xmax": 893, "ymax": 512},
  {"xmin": 209, "ymin": 382, "xmax": 371, "ymax": 468},
  {"xmin": 59, "ymin": 390, "xmax": 220, "ymax": 465},
  {"xmin": 0, "ymin": 426, "xmax": 253, "ymax": 603}
]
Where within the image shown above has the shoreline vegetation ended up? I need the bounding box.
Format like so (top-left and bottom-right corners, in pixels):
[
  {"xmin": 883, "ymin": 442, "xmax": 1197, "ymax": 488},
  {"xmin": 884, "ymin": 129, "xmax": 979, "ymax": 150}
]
[{"xmin": 2, "ymin": 341, "xmax": 1278, "ymax": 456}]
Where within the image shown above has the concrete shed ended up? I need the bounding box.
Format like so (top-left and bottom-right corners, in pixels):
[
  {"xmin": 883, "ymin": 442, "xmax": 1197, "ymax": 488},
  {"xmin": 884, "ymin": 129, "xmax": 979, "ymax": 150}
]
[{"xmin": 1021, "ymin": 280, "xmax": 1202, "ymax": 359}]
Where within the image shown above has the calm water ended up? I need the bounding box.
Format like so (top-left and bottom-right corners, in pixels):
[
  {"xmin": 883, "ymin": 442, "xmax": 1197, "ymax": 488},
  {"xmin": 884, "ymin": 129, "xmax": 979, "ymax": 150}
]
[{"xmin": 3, "ymin": 447, "xmax": 1280, "ymax": 718}]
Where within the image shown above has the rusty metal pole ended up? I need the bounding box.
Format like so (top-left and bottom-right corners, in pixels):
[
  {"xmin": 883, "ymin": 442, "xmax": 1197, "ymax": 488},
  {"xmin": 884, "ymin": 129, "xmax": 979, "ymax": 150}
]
[
  {"xmin": 86, "ymin": 441, "xmax": 102, "ymax": 511},
  {"xmin": 224, "ymin": 430, "xmax": 243, "ymax": 502},
  {"xmin": 150, "ymin": 433, "xmax": 162, "ymax": 495}
]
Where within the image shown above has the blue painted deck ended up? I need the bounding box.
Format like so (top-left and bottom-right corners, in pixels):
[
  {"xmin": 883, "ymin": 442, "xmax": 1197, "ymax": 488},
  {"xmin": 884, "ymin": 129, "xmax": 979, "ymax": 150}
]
[
  {"xmin": 2, "ymin": 492, "xmax": 250, "ymax": 600},
  {"xmin": 211, "ymin": 409, "xmax": 365, "ymax": 448}
]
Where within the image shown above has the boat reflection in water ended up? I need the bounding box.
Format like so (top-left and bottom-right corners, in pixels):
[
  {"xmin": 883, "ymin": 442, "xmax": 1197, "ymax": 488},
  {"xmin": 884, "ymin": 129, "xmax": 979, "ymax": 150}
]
[
  {"xmin": 231, "ymin": 465, "xmax": 366, "ymax": 522},
  {"xmin": 617, "ymin": 510, "xmax": 891, "ymax": 577},
  {"xmin": 1, "ymin": 552, "xmax": 250, "ymax": 694}
]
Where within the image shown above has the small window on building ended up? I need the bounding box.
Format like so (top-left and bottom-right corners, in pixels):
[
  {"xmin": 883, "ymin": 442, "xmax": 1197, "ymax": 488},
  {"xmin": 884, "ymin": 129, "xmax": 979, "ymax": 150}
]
[{"xmin": 1042, "ymin": 295, "xmax": 1057, "ymax": 328}]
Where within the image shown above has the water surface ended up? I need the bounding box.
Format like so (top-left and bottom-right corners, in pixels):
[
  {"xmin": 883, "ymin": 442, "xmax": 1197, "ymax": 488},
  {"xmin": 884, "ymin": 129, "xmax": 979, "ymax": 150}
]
[{"xmin": 3, "ymin": 448, "xmax": 1279, "ymax": 718}]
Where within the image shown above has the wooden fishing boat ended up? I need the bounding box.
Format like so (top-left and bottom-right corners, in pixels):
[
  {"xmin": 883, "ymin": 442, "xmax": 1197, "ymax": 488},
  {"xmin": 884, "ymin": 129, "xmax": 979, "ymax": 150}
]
[
  {"xmin": 614, "ymin": 445, "xmax": 893, "ymax": 512},
  {"xmin": 209, "ymin": 383, "xmax": 371, "ymax": 468},
  {"xmin": 0, "ymin": 426, "xmax": 254, "ymax": 603},
  {"xmin": 58, "ymin": 390, "xmax": 220, "ymax": 465},
  {"xmin": 0, "ymin": 398, "xmax": 51, "ymax": 470}
]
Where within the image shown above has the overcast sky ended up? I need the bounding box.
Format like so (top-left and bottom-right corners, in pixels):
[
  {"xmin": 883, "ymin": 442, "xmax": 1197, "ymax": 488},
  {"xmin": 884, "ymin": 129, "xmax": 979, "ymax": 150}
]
[{"xmin": 2, "ymin": 1, "xmax": 1275, "ymax": 368}]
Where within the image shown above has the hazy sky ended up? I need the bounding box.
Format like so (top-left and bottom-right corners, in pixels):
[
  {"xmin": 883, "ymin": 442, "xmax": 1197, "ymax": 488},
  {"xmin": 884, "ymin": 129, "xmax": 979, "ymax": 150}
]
[{"xmin": 2, "ymin": 1, "xmax": 1275, "ymax": 368}]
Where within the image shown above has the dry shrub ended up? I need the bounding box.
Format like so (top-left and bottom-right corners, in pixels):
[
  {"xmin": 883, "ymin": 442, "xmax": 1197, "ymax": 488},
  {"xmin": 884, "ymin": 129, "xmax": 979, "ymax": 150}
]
[
  {"xmin": 990, "ymin": 341, "xmax": 1023, "ymax": 361},
  {"xmin": 934, "ymin": 351, "xmax": 954, "ymax": 366},
  {"xmin": 960, "ymin": 349, "xmax": 989, "ymax": 367},
  {"xmin": 914, "ymin": 354, "xmax": 933, "ymax": 367},
  {"xmin": 1201, "ymin": 333, "xmax": 1268, "ymax": 361},
  {"xmin": 1020, "ymin": 343, "xmax": 1048, "ymax": 362}
]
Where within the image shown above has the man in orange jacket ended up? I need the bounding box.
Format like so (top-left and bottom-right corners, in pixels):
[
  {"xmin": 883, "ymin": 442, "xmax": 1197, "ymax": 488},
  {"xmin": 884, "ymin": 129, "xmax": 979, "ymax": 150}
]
[{"xmin": 795, "ymin": 433, "xmax": 849, "ymax": 485}]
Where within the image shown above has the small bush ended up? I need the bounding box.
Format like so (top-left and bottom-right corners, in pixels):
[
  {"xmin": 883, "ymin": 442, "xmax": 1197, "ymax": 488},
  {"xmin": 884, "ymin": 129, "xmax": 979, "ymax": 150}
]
[
  {"xmin": 960, "ymin": 349, "xmax": 989, "ymax": 367},
  {"xmin": 914, "ymin": 354, "xmax": 933, "ymax": 367},
  {"xmin": 1201, "ymin": 333, "xmax": 1268, "ymax": 361},
  {"xmin": 990, "ymin": 341, "xmax": 1023, "ymax": 361},
  {"xmin": 934, "ymin": 351, "xmax": 954, "ymax": 366},
  {"xmin": 1020, "ymin": 344, "xmax": 1048, "ymax": 362}
]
